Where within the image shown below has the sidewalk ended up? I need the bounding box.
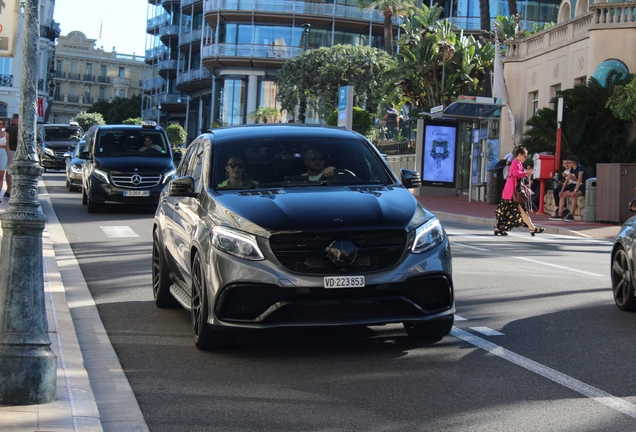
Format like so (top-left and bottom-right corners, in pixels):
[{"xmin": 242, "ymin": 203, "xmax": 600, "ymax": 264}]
[
  {"xmin": 0, "ymin": 182, "xmax": 148, "ymax": 432},
  {"xmin": 0, "ymin": 184, "xmax": 623, "ymax": 431}
]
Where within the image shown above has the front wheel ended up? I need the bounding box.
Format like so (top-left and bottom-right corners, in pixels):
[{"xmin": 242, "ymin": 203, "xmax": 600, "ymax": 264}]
[
  {"xmin": 86, "ymin": 190, "xmax": 98, "ymax": 213},
  {"xmin": 403, "ymin": 316, "xmax": 454, "ymax": 342},
  {"xmin": 612, "ymin": 247, "xmax": 636, "ymax": 311},
  {"xmin": 191, "ymin": 252, "xmax": 236, "ymax": 350}
]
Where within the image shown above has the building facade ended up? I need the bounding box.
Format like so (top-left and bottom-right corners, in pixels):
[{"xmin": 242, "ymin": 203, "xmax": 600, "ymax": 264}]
[
  {"xmin": 0, "ymin": 0, "xmax": 58, "ymax": 122},
  {"xmin": 500, "ymin": 0, "xmax": 635, "ymax": 152},
  {"xmin": 50, "ymin": 31, "xmax": 148, "ymax": 124}
]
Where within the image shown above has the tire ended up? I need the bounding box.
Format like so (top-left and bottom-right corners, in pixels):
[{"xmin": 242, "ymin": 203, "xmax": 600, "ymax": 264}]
[
  {"xmin": 612, "ymin": 247, "xmax": 636, "ymax": 311},
  {"xmin": 82, "ymin": 188, "xmax": 87, "ymax": 205},
  {"xmin": 191, "ymin": 252, "xmax": 236, "ymax": 350},
  {"xmin": 152, "ymin": 230, "xmax": 178, "ymax": 308},
  {"xmin": 86, "ymin": 190, "xmax": 98, "ymax": 213},
  {"xmin": 403, "ymin": 316, "xmax": 454, "ymax": 341}
]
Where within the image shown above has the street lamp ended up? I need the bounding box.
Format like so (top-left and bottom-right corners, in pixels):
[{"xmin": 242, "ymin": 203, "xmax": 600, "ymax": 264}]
[
  {"xmin": 0, "ymin": 0, "xmax": 57, "ymax": 405},
  {"xmin": 299, "ymin": 23, "xmax": 311, "ymax": 123}
]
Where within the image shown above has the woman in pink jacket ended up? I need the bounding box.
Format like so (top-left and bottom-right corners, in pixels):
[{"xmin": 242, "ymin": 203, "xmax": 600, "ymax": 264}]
[{"xmin": 494, "ymin": 146, "xmax": 544, "ymax": 236}]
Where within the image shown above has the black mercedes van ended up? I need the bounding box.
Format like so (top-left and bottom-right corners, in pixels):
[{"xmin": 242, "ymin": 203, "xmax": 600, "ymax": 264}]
[{"xmin": 80, "ymin": 121, "xmax": 177, "ymax": 213}]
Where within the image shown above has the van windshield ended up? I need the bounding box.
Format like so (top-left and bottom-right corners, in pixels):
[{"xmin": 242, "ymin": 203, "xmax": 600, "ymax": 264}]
[
  {"xmin": 44, "ymin": 126, "xmax": 83, "ymax": 141},
  {"xmin": 96, "ymin": 131, "xmax": 169, "ymax": 156}
]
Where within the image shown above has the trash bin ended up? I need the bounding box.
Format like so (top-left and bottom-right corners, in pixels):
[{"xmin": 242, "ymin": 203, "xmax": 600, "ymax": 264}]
[
  {"xmin": 487, "ymin": 168, "xmax": 504, "ymax": 205},
  {"xmin": 583, "ymin": 177, "xmax": 596, "ymax": 222}
]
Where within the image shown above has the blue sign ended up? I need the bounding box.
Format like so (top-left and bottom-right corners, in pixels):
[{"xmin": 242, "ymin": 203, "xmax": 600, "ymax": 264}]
[{"xmin": 338, "ymin": 87, "xmax": 347, "ymax": 112}]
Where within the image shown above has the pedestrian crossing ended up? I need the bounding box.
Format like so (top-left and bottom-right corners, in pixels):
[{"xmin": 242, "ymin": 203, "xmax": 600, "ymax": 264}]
[{"xmin": 100, "ymin": 226, "xmax": 139, "ymax": 238}]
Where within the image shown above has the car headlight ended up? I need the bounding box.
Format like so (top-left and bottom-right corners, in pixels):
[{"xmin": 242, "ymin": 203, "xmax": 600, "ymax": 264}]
[
  {"xmin": 162, "ymin": 169, "xmax": 176, "ymax": 184},
  {"xmin": 211, "ymin": 226, "xmax": 264, "ymax": 261},
  {"xmin": 412, "ymin": 218, "xmax": 446, "ymax": 254},
  {"xmin": 44, "ymin": 147, "xmax": 56, "ymax": 157},
  {"xmin": 70, "ymin": 164, "xmax": 82, "ymax": 174},
  {"xmin": 93, "ymin": 168, "xmax": 110, "ymax": 183}
]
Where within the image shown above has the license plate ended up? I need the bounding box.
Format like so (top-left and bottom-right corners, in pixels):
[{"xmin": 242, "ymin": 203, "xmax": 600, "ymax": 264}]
[
  {"xmin": 324, "ymin": 276, "xmax": 365, "ymax": 288},
  {"xmin": 123, "ymin": 190, "xmax": 150, "ymax": 197}
]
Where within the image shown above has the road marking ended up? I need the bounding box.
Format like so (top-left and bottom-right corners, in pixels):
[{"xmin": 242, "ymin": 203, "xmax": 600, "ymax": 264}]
[
  {"xmin": 454, "ymin": 315, "xmax": 467, "ymax": 321},
  {"xmin": 514, "ymin": 256, "xmax": 604, "ymax": 277},
  {"xmin": 451, "ymin": 327, "xmax": 636, "ymax": 419},
  {"xmin": 470, "ymin": 327, "xmax": 504, "ymax": 336},
  {"xmin": 451, "ymin": 242, "xmax": 491, "ymax": 252},
  {"xmin": 100, "ymin": 226, "xmax": 139, "ymax": 238}
]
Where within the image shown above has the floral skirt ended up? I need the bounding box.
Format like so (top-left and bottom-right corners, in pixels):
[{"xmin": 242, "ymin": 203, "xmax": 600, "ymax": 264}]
[{"xmin": 495, "ymin": 199, "xmax": 528, "ymax": 232}]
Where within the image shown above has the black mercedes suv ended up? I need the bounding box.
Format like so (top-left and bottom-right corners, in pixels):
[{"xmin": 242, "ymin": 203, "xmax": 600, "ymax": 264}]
[
  {"xmin": 80, "ymin": 121, "xmax": 177, "ymax": 213},
  {"xmin": 37, "ymin": 122, "xmax": 84, "ymax": 171}
]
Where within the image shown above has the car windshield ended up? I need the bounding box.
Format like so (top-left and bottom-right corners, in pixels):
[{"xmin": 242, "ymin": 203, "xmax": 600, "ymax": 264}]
[
  {"xmin": 212, "ymin": 136, "xmax": 394, "ymax": 189},
  {"xmin": 44, "ymin": 126, "xmax": 83, "ymax": 141},
  {"xmin": 96, "ymin": 130, "xmax": 169, "ymax": 156}
]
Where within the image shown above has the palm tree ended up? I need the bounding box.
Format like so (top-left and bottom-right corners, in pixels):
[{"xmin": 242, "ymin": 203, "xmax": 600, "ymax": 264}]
[
  {"xmin": 508, "ymin": 0, "xmax": 518, "ymax": 16},
  {"xmin": 357, "ymin": 0, "xmax": 416, "ymax": 56},
  {"xmin": 479, "ymin": 0, "xmax": 490, "ymax": 31}
]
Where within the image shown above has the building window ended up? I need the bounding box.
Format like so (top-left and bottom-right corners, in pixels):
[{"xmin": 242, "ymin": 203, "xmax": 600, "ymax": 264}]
[
  {"xmin": 119, "ymin": 67, "xmax": 125, "ymax": 78},
  {"xmin": 86, "ymin": 63, "xmax": 92, "ymax": 75},
  {"xmin": 575, "ymin": 76, "xmax": 587, "ymax": 86},
  {"xmin": 0, "ymin": 58, "xmax": 10, "ymax": 76},
  {"xmin": 99, "ymin": 87, "xmax": 105, "ymax": 101},
  {"xmin": 119, "ymin": 89, "xmax": 125, "ymax": 98},
  {"xmin": 218, "ymin": 78, "xmax": 245, "ymax": 126},
  {"xmin": 530, "ymin": 91, "xmax": 539, "ymax": 117},
  {"xmin": 550, "ymin": 84, "xmax": 561, "ymax": 106},
  {"xmin": 0, "ymin": 102, "xmax": 7, "ymax": 117},
  {"xmin": 100, "ymin": 64, "xmax": 107, "ymax": 78}
]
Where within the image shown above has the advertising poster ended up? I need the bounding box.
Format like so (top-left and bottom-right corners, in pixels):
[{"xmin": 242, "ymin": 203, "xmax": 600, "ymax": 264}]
[{"xmin": 421, "ymin": 121, "xmax": 458, "ymax": 187}]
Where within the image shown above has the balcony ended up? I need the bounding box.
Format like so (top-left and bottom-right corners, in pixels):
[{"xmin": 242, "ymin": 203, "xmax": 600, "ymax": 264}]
[
  {"xmin": 143, "ymin": 76, "xmax": 167, "ymax": 93},
  {"xmin": 145, "ymin": 45, "xmax": 169, "ymax": 64},
  {"xmin": 68, "ymin": 72, "xmax": 81, "ymax": 81},
  {"xmin": 112, "ymin": 77, "xmax": 132, "ymax": 86},
  {"xmin": 179, "ymin": 28, "xmax": 203, "ymax": 47},
  {"xmin": 203, "ymin": 0, "xmax": 395, "ymax": 29},
  {"xmin": 182, "ymin": 0, "xmax": 204, "ymax": 15},
  {"xmin": 202, "ymin": 42, "xmax": 302, "ymax": 70},
  {"xmin": 147, "ymin": 13, "xmax": 170, "ymax": 35},
  {"xmin": 159, "ymin": 24, "xmax": 184, "ymax": 43},
  {"xmin": 98, "ymin": 76, "xmax": 111, "ymax": 83},
  {"xmin": 175, "ymin": 67, "xmax": 213, "ymax": 91},
  {"xmin": 83, "ymin": 74, "xmax": 95, "ymax": 82},
  {"xmin": 157, "ymin": 59, "xmax": 180, "ymax": 78},
  {"xmin": 38, "ymin": 79, "xmax": 44, "ymax": 91}
]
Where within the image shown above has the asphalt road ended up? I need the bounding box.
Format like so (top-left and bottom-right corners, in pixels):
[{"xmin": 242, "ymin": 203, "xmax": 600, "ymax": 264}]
[{"xmin": 44, "ymin": 171, "xmax": 636, "ymax": 431}]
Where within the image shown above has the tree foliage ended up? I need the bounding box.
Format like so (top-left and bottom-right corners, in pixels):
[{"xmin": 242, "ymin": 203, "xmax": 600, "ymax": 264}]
[
  {"xmin": 521, "ymin": 77, "xmax": 636, "ymax": 174},
  {"xmin": 166, "ymin": 123, "xmax": 187, "ymax": 147},
  {"xmin": 394, "ymin": 5, "xmax": 494, "ymax": 111},
  {"xmin": 123, "ymin": 117, "xmax": 143, "ymax": 125},
  {"xmin": 326, "ymin": 107, "xmax": 374, "ymax": 137},
  {"xmin": 276, "ymin": 44, "xmax": 395, "ymax": 120},
  {"xmin": 71, "ymin": 112, "xmax": 105, "ymax": 131},
  {"xmin": 606, "ymin": 76, "xmax": 636, "ymax": 125},
  {"xmin": 356, "ymin": 0, "xmax": 416, "ymax": 56},
  {"xmin": 87, "ymin": 94, "xmax": 142, "ymax": 124},
  {"xmin": 249, "ymin": 106, "xmax": 281, "ymax": 123}
]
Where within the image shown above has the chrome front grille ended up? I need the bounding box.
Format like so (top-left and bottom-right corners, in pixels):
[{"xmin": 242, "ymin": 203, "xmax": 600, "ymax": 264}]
[{"xmin": 111, "ymin": 173, "xmax": 162, "ymax": 189}]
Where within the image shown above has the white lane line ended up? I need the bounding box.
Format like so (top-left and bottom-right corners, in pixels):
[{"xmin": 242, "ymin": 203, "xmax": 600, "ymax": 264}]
[
  {"xmin": 451, "ymin": 242, "xmax": 491, "ymax": 252},
  {"xmin": 470, "ymin": 327, "xmax": 504, "ymax": 336},
  {"xmin": 454, "ymin": 315, "xmax": 467, "ymax": 321},
  {"xmin": 451, "ymin": 327, "xmax": 636, "ymax": 419},
  {"xmin": 100, "ymin": 226, "xmax": 139, "ymax": 238},
  {"xmin": 514, "ymin": 256, "xmax": 604, "ymax": 277}
]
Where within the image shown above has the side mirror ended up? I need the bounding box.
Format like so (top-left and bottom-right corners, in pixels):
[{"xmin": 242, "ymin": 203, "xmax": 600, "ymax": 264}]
[
  {"xmin": 168, "ymin": 176, "xmax": 197, "ymax": 197},
  {"xmin": 400, "ymin": 168, "xmax": 422, "ymax": 188},
  {"xmin": 629, "ymin": 198, "xmax": 636, "ymax": 213}
]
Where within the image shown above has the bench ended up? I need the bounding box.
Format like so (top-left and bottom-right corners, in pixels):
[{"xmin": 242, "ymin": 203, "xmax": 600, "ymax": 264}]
[{"xmin": 543, "ymin": 190, "xmax": 585, "ymax": 220}]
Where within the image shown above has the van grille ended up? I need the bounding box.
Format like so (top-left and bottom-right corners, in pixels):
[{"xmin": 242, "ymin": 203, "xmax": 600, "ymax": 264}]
[{"xmin": 111, "ymin": 173, "xmax": 162, "ymax": 189}]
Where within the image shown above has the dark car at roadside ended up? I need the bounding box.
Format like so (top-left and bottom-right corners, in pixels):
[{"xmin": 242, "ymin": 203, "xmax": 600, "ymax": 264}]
[
  {"xmin": 38, "ymin": 122, "xmax": 84, "ymax": 171},
  {"xmin": 64, "ymin": 139, "xmax": 86, "ymax": 192},
  {"xmin": 152, "ymin": 124, "xmax": 454, "ymax": 350},
  {"xmin": 80, "ymin": 121, "xmax": 176, "ymax": 213}
]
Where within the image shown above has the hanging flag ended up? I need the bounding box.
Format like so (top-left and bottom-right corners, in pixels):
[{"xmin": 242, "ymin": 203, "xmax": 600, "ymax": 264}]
[
  {"xmin": 493, "ymin": 27, "xmax": 516, "ymax": 145},
  {"xmin": 99, "ymin": 20, "xmax": 103, "ymax": 41}
]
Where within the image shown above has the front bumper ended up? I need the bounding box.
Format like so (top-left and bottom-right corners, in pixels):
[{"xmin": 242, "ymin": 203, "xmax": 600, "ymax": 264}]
[
  {"xmin": 89, "ymin": 178, "xmax": 165, "ymax": 206},
  {"xmin": 41, "ymin": 156, "xmax": 66, "ymax": 169}
]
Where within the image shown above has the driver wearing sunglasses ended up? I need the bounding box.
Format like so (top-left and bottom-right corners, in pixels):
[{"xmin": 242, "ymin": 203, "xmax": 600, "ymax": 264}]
[
  {"xmin": 217, "ymin": 155, "xmax": 259, "ymax": 188},
  {"xmin": 303, "ymin": 148, "xmax": 335, "ymax": 181}
]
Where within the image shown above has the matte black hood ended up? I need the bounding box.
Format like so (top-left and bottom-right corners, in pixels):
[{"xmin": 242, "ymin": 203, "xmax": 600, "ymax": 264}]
[
  {"xmin": 216, "ymin": 187, "xmax": 422, "ymax": 232},
  {"xmin": 95, "ymin": 155, "xmax": 174, "ymax": 173}
]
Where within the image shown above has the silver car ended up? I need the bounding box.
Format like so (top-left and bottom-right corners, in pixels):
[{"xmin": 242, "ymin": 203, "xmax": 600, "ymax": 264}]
[{"xmin": 152, "ymin": 125, "xmax": 454, "ymax": 349}]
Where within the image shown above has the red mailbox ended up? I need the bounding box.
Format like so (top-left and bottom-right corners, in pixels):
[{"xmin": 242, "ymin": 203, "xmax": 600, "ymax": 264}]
[
  {"xmin": 533, "ymin": 154, "xmax": 555, "ymax": 180},
  {"xmin": 532, "ymin": 154, "xmax": 555, "ymax": 214}
]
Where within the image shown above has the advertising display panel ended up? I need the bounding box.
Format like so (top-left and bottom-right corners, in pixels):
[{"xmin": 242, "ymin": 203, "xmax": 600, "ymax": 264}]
[{"xmin": 421, "ymin": 120, "xmax": 458, "ymax": 188}]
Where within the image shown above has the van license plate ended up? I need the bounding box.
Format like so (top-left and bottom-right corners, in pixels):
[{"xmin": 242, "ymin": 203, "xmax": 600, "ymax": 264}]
[
  {"xmin": 123, "ymin": 190, "xmax": 150, "ymax": 197},
  {"xmin": 324, "ymin": 276, "xmax": 365, "ymax": 288}
]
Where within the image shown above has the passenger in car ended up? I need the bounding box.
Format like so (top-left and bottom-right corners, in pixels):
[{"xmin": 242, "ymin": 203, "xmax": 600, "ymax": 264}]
[
  {"xmin": 302, "ymin": 148, "xmax": 335, "ymax": 181},
  {"xmin": 139, "ymin": 135, "xmax": 163, "ymax": 152},
  {"xmin": 217, "ymin": 155, "xmax": 259, "ymax": 188}
]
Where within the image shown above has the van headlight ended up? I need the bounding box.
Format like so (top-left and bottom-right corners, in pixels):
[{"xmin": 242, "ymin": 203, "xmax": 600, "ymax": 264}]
[
  {"xmin": 211, "ymin": 226, "xmax": 264, "ymax": 261},
  {"xmin": 93, "ymin": 168, "xmax": 110, "ymax": 183},
  {"xmin": 412, "ymin": 218, "xmax": 445, "ymax": 254},
  {"xmin": 44, "ymin": 147, "xmax": 56, "ymax": 157}
]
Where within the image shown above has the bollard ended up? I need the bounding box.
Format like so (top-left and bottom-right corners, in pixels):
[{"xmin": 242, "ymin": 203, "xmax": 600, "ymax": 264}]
[{"xmin": 583, "ymin": 177, "xmax": 597, "ymax": 222}]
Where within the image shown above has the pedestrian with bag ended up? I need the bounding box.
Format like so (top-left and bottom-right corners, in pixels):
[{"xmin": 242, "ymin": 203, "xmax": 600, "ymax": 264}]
[{"xmin": 494, "ymin": 146, "xmax": 545, "ymax": 236}]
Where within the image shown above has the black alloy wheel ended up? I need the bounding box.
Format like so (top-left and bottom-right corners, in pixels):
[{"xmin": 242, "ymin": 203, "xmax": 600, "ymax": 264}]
[
  {"xmin": 152, "ymin": 230, "xmax": 178, "ymax": 308},
  {"xmin": 191, "ymin": 252, "xmax": 236, "ymax": 350},
  {"xmin": 86, "ymin": 189, "xmax": 98, "ymax": 213},
  {"xmin": 612, "ymin": 247, "xmax": 636, "ymax": 311}
]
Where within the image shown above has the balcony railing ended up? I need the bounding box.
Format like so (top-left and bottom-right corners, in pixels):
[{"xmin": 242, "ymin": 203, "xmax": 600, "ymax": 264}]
[
  {"xmin": 203, "ymin": 0, "xmax": 394, "ymax": 25},
  {"xmin": 83, "ymin": 74, "xmax": 95, "ymax": 82},
  {"xmin": 157, "ymin": 59, "xmax": 180, "ymax": 71},
  {"xmin": 0, "ymin": 74, "xmax": 13, "ymax": 87},
  {"xmin": 147, "ymin": 13, "xmax": 171, "ymax": 31},
  {"xmin": 181, "ymin": 0, "xmax": 202, "ymax": 7},
  {"xmin": 98, "ymin": 76, "xmax": 110, "ymax": 83},
  {"xmin": 202, "ymin": 42, "xmax": 303, "ymax": 60},
  {"xmin": 68, "ymin": 72, "xmax": 81, "ymax": 81},
  {"xmin": 179, "ymin": 28, "xmax": 203, "ymax": 45},
  {"xmin": 157, "ymin": 93, "xmax": 187, "ymax": 104},
  {"xmin": 145, "ymin": 45, "xmax": 169, "ymax": 61},
  {"xmin": 38, "ymin": 79, "xmax": 44, "ymax": 91},
  {"xmin": 143, "ymin": 76, "xmax": 166, "ymax": 90},
  {"xmin": 112, "ymin": 77, "xmax": 132, "ymax": 86},
  {"xmin": 177, "ymin": 68, "xmax": 212, "ymax": 85},
  {"xmin": 159, "ymin": 24, "xmax": 185, "ymax": 37}
]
